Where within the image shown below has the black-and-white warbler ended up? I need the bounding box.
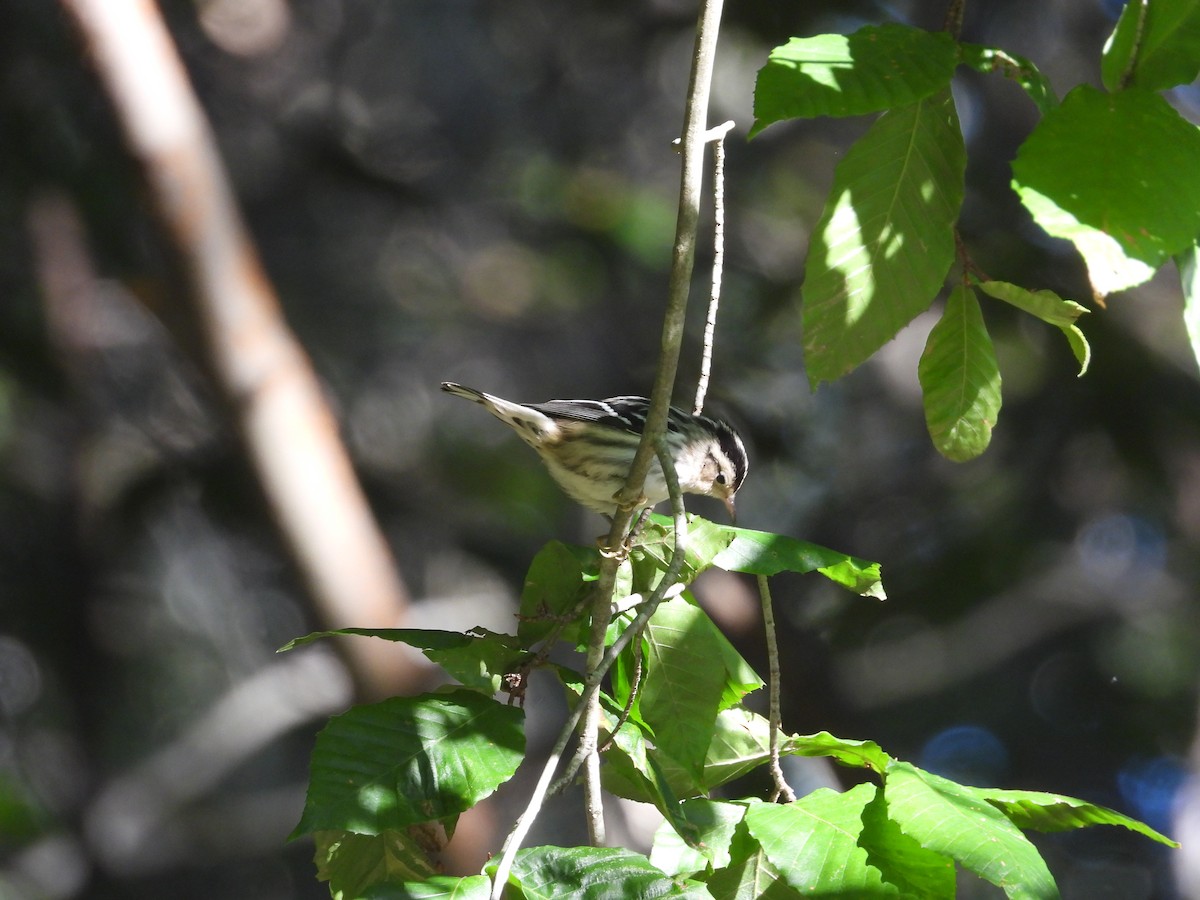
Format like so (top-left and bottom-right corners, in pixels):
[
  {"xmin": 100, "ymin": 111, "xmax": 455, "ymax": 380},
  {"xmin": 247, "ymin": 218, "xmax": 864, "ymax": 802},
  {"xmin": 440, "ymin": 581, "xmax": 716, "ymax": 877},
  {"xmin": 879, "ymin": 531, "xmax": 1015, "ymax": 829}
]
[{"xmin": 441, "ymin": 382, "xmax": 748, "ymax": 518}]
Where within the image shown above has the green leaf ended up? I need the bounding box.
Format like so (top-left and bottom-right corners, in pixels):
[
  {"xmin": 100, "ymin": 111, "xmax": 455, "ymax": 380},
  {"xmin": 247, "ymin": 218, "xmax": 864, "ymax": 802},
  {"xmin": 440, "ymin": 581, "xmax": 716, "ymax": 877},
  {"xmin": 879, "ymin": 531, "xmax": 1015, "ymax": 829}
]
[
  {"xmin": 1102, "ymin": 0, "xmax": 1200, "ymax": 91},
  {"xmin": 746, "ymin": 785, "xmax": 900, "ymax": 895},
  {"xmin": 859, "ymin": 788, "xmax": 956, "ymax": 898},
  {"xmin": 783, "ymin": 730, "xmax": 894, "ymax": 774},
  {"xmin": 751, "ymin": 24, "xmax": 957, "ymax": 133},
  {"xmin": 280, "ymin": 628, "xmax": 476, "ymax": 654},
  {"xmin": 977, "ymin": 280, "xmax": 1092, "ymax": 375},
  {"xmin": 360, "ymin": 875, "xmax": 492, "ymax": 899},
  {"xmin": 975, "ymin": 788, "xmax": 1179, "ymax": 846},
  {"xmin": 884, "ymin": 762, "xmax": 1059, "ymax": 899},
  {"xmin": 279, "ymin": 628, "xmax": 527, "ymax": 695},
  {"xmin": 1178, "ymin": 243, "xmax": 1200, "ymax": 374},
  {"xmin": 976, "ymin": 280, "xmax": 1088, "ymax": 327},
  {"xmin": 1012, "ymin": 85, "xmax": 1200, "ymax": 298},
  {"xmin": 713, "ymin": 525, "xmax": 886, "ymax": 598},
  {"xmin": 518, "ymin": 540, "xmax": 596, "ymax": 646},
  {"xmin": 498, "ymin": 846, "xmax": 712, "ymax": 899},
  {"xmin": 803, "ymin": 91, "xmax": 965, "ymax": 386},
  {"xmin": 313, "ymin": 830, "xmax": 439, "ymax": 899},
  {"xmin": 424, "ymin": 631, "xmax": 529, "ymax": 694},
  {"xmin": 957, "ymin": 43, "xmax": 1058, "ymax": 114},
  {"xmin": 599, "ymin": 713, "xmax": 672, "ymax": 806},
  {"xmin": 650, "ymin": 799, "xmax": 747, "ymax": 875},
  {"xmin": 1059, "ymin": 324, "xmax": 1092, "ymax": 376},
  {"xmin": 292, "ymin": 690, "xmax": 524, "ymax": 838},
  {"xmin": 641, "ymin": 514, "xmax": 886, "ymax": 598},
  {"xmin": 706, "ymin": 814, "xmax": 796, "ymax": 900},
  {"xmin": 697, "ymin": 708, "xmax": 778, "ymax": 791},
  {"xmin": 641, "ymin": 596, "xmax": 732, "ymax": 778},
  {"xmin": 634, "ymin": 515, "xmax": 735, "ymax": 585},
  {"xmin": 918, "ymin": 285, "xmax": 1003, "ymax": 461}
]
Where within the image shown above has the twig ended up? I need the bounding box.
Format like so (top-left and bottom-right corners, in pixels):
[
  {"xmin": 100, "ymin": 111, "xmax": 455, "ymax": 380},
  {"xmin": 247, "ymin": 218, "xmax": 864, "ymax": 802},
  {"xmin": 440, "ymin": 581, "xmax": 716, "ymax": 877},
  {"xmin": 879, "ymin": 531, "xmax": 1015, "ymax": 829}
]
[
  {"xmin": 490, "ymin": 439, "xmax": 690, "ymax": 899},
  {"xmin": 694, "ymin": 121, "xmax": 734, "ymax": 416},
  {"xmin": 610, "ymin": 0, "xmax": 726, "ymax": 517},
  {"xmin": 579, "ymin": 0, "xmax": 727, "ymax": 848},
  {"xmin": 942, "ymin": 0, "xmax": 965, "ymax": 38},
  {"xmin": 758, "ymin": 574, "xmax": 795, "ymax": 803},
  {"xmin": 58, "ymin": 0, "xmax": 416, "ymax": 698}
]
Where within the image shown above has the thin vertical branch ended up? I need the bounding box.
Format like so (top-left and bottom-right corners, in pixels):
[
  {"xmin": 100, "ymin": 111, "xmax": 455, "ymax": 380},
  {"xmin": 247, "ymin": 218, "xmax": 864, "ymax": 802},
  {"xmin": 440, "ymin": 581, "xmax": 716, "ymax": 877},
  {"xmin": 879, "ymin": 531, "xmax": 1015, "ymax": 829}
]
[
  {"xmin": 758, "ymin": 574, "xmax": 795, "ymax": 803},
  {"xmin": 579, "ymin": 0, "xmax": 726, "ymax": 846},
  {"xmin": 942, "ymin": 0, "xmax": 966, "ymax": 38},
  {"xmin": 694, "ymin": 121, "xmax": 735, "ymax": 416},
  {"xmin": 58, "ymin": 0, "xmax": 418, "ymax": 698}
]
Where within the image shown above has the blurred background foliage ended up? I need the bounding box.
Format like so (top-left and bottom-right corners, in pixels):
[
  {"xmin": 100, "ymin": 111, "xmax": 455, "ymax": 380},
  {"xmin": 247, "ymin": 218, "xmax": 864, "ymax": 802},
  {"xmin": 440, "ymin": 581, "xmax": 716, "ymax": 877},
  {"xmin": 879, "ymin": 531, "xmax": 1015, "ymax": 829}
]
[{"xmin": 1, "ymin": 0, "xmax": 1198, "ymax": 897}]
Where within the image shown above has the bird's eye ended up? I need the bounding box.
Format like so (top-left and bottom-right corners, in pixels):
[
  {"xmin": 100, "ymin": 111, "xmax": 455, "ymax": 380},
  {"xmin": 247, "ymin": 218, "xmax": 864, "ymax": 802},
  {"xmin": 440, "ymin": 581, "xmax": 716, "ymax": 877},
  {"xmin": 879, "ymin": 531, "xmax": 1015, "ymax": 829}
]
[{"xmin": 715, "ymin": 472, "xmax": 727, "ymax": 486}]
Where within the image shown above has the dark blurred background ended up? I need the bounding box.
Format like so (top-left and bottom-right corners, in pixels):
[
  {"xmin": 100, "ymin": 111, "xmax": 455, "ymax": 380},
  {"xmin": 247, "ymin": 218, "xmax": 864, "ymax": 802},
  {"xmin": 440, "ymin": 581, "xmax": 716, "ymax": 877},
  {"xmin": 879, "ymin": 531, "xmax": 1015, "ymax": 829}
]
[{"xmin": 1, "ymin": 0, "xmax": 1198, "ymax": 897}]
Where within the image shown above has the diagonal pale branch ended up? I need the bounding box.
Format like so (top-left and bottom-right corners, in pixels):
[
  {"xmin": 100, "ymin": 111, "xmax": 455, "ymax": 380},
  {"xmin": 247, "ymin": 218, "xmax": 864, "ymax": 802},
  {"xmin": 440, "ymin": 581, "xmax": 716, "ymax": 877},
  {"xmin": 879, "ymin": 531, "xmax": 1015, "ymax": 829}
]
[{"xmin": 58, "ymin": 0, "xmax": 418, "ymax": 698}]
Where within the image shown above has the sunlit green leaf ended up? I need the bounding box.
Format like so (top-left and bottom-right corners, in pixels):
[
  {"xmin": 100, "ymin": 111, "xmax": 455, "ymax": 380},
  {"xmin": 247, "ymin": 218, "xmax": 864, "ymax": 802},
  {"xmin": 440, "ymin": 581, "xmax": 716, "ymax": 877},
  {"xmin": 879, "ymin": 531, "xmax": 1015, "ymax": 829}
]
[
  {"xmin": 314, "ymin": 830, "xmax": 439, "ymax": 900},
  {"xmin": 711, "ymin": 526, "xmax": 885, "ymax": 598},
  {"xmin": 884, "ymin": 762, "xmax": 1059, "ymax": 899},
  {"xmin": 707, "ymin": 814, "xmax": 795, "ymax": 900},
  {"xmin": 752, "ymin": 24, "xmax": 957, "ymax": 132},
  {"xmin": 1102, "ymin": 0, "xmax": 1200, "ymax": 91},
  {"xmin": 650, "ymin": 799, "xmax": 746, "ymax": 874},
  {"xmin": 1178, "ymin": 243, "xmax": 1200, "ymax": 374},
  {"xmin": 860, "ymin": 788, "xmax": 956, "ymax": 898},
  {"xmin": 783, "ymin": 730, "xmax": 893, "ymax": 773},
  {"xmin": 803, "ymin": 91, "xmax": 965, "ymax": 385},
  {"xmin": 280, "ymin": 627, "xmax": 527, "ymax": 695},
  {"xmin": 976, "ymin": 788, "xmax": 1179, "ymax": 846},
  {"xmin": 1012, "ymin": 85, "xmax": 1200, "ymax": 298},
  {"xmin": 957, "ymin": 43, "xmax": 1057, "ymax": 114},
  {"xmin": 1059, "ymin": 324, "xmax": 1092, "ymax": 376},
  {"xmin": 641, "ymin": 596, "xmax": 731, "ymax": 777},
  {"xmin": 976, "ymin": 280, "xmax": 1093, "ymax": 376},
  {"xmin": 498, "ymin": 846, "xmax": 711, "ymax": 899},
  {"xmin": 918, "ymin": 285, "xmax": 1002, "ymax": 461},
  {"xmin": 641, "ymin": 513, "xmax": 885, "ymax": 598},
  {"xmin": 976, "ymin": 280, "xmax": 1088, "ymax": 327},
  {"xmin": 280, "ymin": 628, "xmax": 474, "ymax": 654},
  {"xmin": 747, "ymin": 785, "xmax": 900, "ymax": 895},
  {"xmin": 360, "ymin": 874, "xmax": 493, "ymax": 899},
  {"xmin": 293, "ymin": 691, "xmax": 524, "ymax": 838}
]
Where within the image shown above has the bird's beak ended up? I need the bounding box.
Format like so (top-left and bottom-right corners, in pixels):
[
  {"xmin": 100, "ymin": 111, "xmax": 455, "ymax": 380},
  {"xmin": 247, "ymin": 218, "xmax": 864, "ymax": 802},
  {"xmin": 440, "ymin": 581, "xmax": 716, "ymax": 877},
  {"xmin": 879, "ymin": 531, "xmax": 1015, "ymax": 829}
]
[{"xmin": 723, "ymin": 495, "xmax": 737, "ymax": 524}]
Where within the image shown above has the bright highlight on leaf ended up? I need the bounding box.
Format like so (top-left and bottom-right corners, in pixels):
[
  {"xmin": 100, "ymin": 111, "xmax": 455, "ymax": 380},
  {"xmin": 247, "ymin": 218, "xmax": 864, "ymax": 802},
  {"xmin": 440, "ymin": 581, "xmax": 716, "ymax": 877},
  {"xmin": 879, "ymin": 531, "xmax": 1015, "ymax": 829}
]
[
  {"xmin": 751, "ymin": 24, "xmax": 957, "ymax": 132},
  {"xmin": 957, "ymin": 43, "xmax": 1058, "ymax": 113},
  {"xmin": 292, "ymin": 690, "xmax": 524, "ymax": 839},
  {"xmin": 803, "ymin": 90, "xmax": 966, "ymax": 386},
  {"xmin": 1012, "ymin": 85, "xmax": 1200, "ymax": 300},
  {"xmin": 919, "ymin": 285, "xmax": 1002, "ymax": 461},
  {"xmin": 1178, "ymin": 243, "xmax": 1200, "ymax": 374}
]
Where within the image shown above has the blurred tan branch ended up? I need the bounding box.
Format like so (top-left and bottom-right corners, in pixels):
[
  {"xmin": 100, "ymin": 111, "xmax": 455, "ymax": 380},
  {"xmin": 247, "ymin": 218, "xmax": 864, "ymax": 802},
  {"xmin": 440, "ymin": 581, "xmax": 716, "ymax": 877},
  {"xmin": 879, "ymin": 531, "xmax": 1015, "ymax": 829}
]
[{"xmin": 58, "ymin": 0, "xmax": 419, "ymax": 699}]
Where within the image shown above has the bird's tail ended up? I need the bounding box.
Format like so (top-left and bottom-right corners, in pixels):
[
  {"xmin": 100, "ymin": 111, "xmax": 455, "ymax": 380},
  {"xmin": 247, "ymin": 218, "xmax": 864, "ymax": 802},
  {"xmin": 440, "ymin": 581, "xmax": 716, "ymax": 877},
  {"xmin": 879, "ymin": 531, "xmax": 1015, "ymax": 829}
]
[
  {"xmin": 440, "ymin": 382, "xmax": 489, "ymax": 405},
  {"xmin": 440, "ymin": 381, "xmax": 557, "ymax": 444}
]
